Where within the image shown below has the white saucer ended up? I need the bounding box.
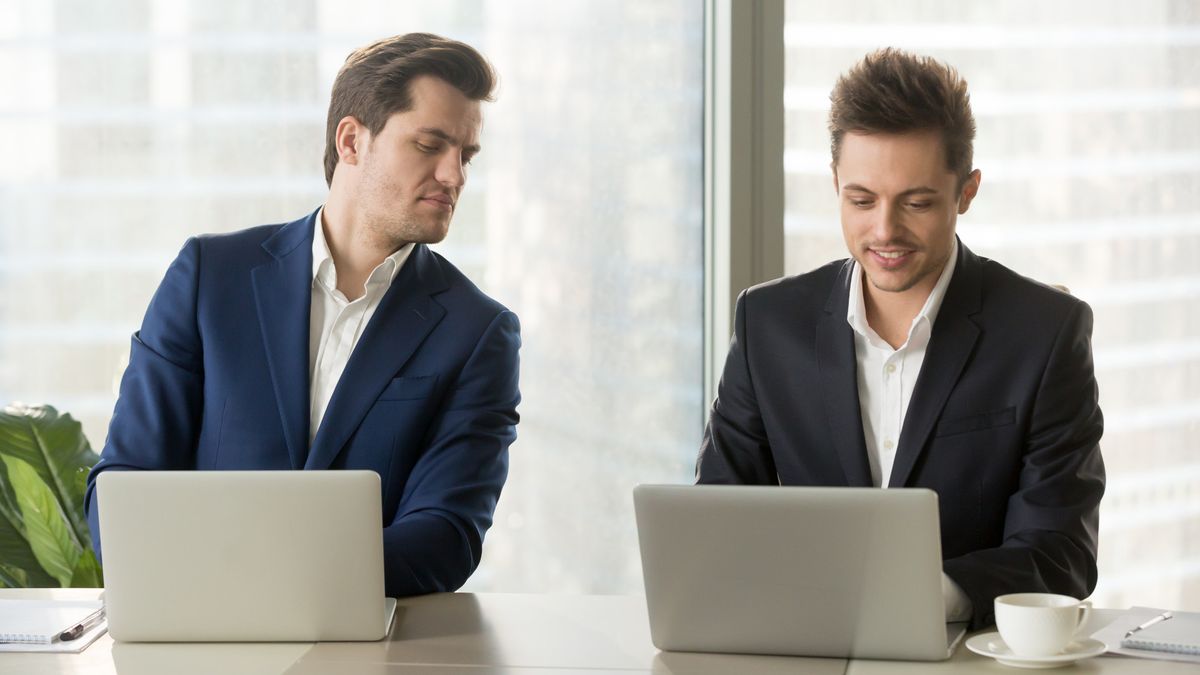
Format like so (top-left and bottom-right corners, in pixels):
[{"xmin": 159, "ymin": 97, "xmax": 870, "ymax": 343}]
[{"xmin": 965, "ymin": 633, "xmax": 1107, "ymax": 669}]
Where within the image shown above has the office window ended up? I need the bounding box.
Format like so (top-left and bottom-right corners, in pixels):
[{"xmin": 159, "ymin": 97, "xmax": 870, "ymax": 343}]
[
  {"xmin": 784, "ymin": 1, "xmax": 1200, "ymax": 608},
  {"xmin": 0, "ymin": 0, "xmax": 705, "ymax": 594}
]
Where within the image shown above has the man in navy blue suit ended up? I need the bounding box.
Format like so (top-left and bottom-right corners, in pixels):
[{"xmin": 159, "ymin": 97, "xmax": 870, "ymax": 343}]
[
  {"xmin": 697, "ymin": 49, "xmax": 1104, "ymax": 629},
  {"xmin": 85, "ymin": 33, "xmax": 520, "ymax": 597}
]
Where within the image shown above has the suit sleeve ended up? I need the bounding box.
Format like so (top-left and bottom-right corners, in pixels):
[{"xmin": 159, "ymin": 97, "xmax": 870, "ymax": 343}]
[
  {"xmin": 696, "ymin": 290, "xmax": 778, "ymax": 484},
  {"xmin": 943, "ymin": 300, "xmax": 1105, "ymax": 629},
  {"xmin": 83, "ymin": 238, "xmax": 206, "ymax": 561},
  {"xmin": 380, "ymin": 310, "xmax": 520, "ymax": 596}
]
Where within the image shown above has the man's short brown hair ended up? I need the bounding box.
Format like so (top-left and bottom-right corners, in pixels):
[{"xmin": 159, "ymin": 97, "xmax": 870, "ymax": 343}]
[
  {"xmin": 828, "ymin": 48, "xmax": 975, "ymax": 184},
  {"xmin": 323, "ymin": 32, "xmax": 497, "ymax": 186}
]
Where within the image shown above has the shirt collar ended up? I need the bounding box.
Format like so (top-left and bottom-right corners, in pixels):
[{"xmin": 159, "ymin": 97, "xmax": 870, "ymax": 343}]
[
  {"xmin": 312, "ymin": 206, "xmax": 334, "ymax": 284},
  {"xmin": 846, "ymin": 237, "xmax": 959, "ymax": 346},
  {"xmin": 311, "ymin": 205, "xmax": 413, "ymax": 293}
]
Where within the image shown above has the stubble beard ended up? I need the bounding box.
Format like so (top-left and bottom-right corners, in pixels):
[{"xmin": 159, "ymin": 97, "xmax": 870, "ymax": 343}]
[
  {"xmin": 364, "ymin": 203, "xmax": 451, "ymax": 253},
  {"xmin": 358, "ymin": 158, "xmax": 452, "ymax": 252}
]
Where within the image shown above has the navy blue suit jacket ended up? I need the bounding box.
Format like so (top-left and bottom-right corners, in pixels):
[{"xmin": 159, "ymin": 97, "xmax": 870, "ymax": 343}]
[
  {"xmin": 85, "ymin": 209, "xmax": 520, "ymax": 596},
  {"xmin": 697, "ymin": 241, "xmax": 1104, "ymax": 629}
]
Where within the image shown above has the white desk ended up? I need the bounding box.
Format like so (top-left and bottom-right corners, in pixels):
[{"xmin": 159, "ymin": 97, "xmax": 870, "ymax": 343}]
[{"xmin": 1, "ymin": 589, "xmax": 1193, "ymax": 674}]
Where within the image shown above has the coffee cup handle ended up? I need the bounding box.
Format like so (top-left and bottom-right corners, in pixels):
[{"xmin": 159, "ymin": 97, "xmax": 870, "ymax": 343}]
[{"xmin": 1077, "ymin": 600, "xmax": 1092, "ymax": 632}]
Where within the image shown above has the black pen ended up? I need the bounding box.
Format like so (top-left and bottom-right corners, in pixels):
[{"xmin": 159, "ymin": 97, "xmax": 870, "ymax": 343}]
[
  {"xmin": 58, "ymin": 608, "xmax": 105, "ymax": 642},
  {"xmin": 1124, "ymin": 611, "xmax": 1173, "ymax": 639}
]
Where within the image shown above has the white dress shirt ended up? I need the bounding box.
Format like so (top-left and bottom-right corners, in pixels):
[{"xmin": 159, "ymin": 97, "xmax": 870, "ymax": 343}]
[
  {"xmin": 845, "ymin": 239, "xmax": 972, "ymax": 621},
  {"xmin": 309, "ymin": 208, "xmax": 414, "ymax": 445}
]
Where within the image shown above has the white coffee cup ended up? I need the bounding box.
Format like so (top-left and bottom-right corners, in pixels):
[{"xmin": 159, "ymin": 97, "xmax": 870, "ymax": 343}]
[{"xmin": 994, "ymin": 593, "xmax": 1092, "ymax": 657}]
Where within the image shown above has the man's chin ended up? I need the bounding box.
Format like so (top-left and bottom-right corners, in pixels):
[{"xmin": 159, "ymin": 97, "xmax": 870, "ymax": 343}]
[
  {"xmin": 862, "ymin": 266, "xmax": 923, "ymax": 295},
  {"xmin": 390, "ymin": 219, "xmax": 451, "ymax": 246},
  {"xmin": 415, "ymin": 224, "xmax": 450, "ymax": 245}
]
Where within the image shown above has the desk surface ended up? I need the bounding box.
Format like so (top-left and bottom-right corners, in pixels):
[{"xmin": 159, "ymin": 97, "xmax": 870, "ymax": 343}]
[{"xmin": 1, "ymin": 589, "xmax": 1193, "ymax": 674}]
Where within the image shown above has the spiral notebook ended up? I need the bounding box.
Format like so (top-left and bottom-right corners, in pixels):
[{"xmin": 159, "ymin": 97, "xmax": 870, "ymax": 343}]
[
  {"xmin": 1091, "ymin": 606, "xmax": 1200, "ymax": 664},
  {"xmin": 0, "ymin": 599, "xmax": 103, "ymax": 645},
  {"xmin": 1121, "ymin": 611, "xmax": 1200, "ymax": 655}
]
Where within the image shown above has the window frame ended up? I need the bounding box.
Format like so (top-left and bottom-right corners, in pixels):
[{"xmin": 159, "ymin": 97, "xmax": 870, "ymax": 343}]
[{"xmin": 703, "ymin": 0, "xmax": 786, "ymax": 409}]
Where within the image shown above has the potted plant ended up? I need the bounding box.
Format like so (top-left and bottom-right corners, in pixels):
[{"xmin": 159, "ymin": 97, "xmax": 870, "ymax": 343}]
[{"xmin": 0, "ymin": 403, "xmax": 102, "ymax": 588}]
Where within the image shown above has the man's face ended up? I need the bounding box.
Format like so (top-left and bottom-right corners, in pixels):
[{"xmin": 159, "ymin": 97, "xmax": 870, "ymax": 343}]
[
  {"xmin": 355, "ymin": 75, "xmax": 482, "ymax": 249},
  {"xmin": 834, "ymin": 130, "xmax": 980, "ymax": 303}
]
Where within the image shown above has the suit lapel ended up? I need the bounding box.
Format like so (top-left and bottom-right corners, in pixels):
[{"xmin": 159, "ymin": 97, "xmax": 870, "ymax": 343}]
[
  {"xmin": 305, "ymin": 244, "xmax": 449, "ymax": 470},
  {"xmin": 251, "ymin": 210, "xmax": 318, "ymax": 470},
  {"xmin": 889, "ymin": 241, "xmax": 982, "ymax": 487},
  {"xmin": 816, "ymin": 260, "xmax": 873, "ymax": 487}
]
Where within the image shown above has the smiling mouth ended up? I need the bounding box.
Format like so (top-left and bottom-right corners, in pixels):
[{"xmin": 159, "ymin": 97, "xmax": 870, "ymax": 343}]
[{"xmin": 868, "ymin": 248, "xmax": 916, "ymax": 269}]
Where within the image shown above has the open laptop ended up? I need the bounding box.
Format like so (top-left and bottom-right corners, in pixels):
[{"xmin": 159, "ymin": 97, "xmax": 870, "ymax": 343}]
[
  {"xmin": 97, "ymin": 470, "xmax": 397, "ymax": 642},
  {"xmin": 633, "ymin": 484, "xmax": 967, "ymax": 660}
]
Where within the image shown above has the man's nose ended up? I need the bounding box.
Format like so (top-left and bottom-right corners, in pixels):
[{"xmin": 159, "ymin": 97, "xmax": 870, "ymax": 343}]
[
  {"xmin": 436, "ymin": 151, "xmax": 466, "ymax": 188},
  {"xmin": 871, "ymin": 201, "xmax": 902, "ymax": 241}
]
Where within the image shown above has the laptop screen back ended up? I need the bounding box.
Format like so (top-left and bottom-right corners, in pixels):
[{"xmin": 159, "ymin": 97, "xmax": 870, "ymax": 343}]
[
  {"xmin": 98, "ymin": 470, "xmax": 388, "ymax": 642},
  {"xmin": 633, "ymin": 485, "xmax": 955, "ymax": 660}
]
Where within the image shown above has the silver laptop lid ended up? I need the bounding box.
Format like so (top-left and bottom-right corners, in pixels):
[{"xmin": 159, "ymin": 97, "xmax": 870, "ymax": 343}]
[
  {"xmin": 633, "ymin": 484, "xmax": 955, "ymax": 660},
  {"xmin": 98, "ymin": 470, "xmax": 390, "ymax": 642}
]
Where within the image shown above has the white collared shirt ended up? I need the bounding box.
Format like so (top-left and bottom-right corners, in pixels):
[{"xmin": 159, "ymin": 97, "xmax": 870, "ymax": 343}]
[
  {"xmin": 309, "ymin": 207, "xmax": 414, "ymax": 445},
  {"xmin": 846, "ymin": 240, "xmax": 972, "ymax": 622}
]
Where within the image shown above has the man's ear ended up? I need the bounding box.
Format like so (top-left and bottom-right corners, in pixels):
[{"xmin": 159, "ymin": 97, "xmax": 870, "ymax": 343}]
[
  {"xmin": 957, "ymin": 169, "xmax": 982, "ymax": 215},
  {"xmin": 335, "ymin": 116, "xmax": 367, "ymax": 167}
]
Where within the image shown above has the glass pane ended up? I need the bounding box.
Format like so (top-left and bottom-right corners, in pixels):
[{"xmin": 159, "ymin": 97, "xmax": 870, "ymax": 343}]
[
  {"xmin": 0, "ymin": 0, "xmax": 705, "ymax": 594},
  {"xmin": 784, "ymin": 0, "xmax": 1200, "ymax": 609}
]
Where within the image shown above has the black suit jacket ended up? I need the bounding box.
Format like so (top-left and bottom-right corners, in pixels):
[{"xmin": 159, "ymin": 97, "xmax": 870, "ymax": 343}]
[{"xmin": 697, "ymin": 241, "xmax": 1105, "ymax": 629}]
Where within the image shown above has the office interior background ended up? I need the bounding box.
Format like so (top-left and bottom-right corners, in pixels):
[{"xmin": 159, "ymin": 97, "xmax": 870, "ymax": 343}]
[{"xmin": 0, "ymin": 0, "xmax": 1195, "ymax": 611}]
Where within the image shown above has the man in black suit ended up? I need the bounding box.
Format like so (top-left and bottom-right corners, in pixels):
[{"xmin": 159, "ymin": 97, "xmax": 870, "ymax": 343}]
[{"xmin": 696, "ymin": 48, "xmax": 1104, "ymax": 629}]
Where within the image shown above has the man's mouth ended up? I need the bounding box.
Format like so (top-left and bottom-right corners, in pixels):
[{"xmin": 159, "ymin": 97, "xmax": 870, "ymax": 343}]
[
  {"xmin": 420, "ymin": 194, "xmax": 454, "ymax": 211},
  {"xmin": 868, "ymin": 247, "xmax": 916, "ymax": 269}
]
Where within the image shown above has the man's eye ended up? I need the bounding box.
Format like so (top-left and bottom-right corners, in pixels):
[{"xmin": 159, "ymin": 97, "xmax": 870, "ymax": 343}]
[
  {"xmin": 849, "ymin": 199, "xmax": 873, "ymax": 208},
  {"xmin": 908, "ymin": 201, "xmax": 931, "ymax": 210},
  {"xmin": 417, "ymin": 143, "xmax": 438, "ymax": 153}
]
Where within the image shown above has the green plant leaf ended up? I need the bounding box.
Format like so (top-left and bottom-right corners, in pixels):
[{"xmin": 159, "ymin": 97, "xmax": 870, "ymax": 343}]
[
  {"xmin": 1, "ymin": 455, "xmax": 80, "ymax": 587},
  {"xmin": 0, "ymin": 501, "xmax": 57, "ymax": 588},
  {"xmin": 0, "ymin": 447, "xmax": 59, "ymax": 588},
  {"xmin": 69, "ymin": 549, "xmax": 103, "ymax": 588},
  {"xmin": 0, "ymin": 563, "xmax": 28, "ymax": 589},
  {"xmin": 74, "ymin": 466, "xmax": 90, "ymax": 505},
  {"xmin": 0, "ymin": 404, "xmax": 98, "ymax": 552}
]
